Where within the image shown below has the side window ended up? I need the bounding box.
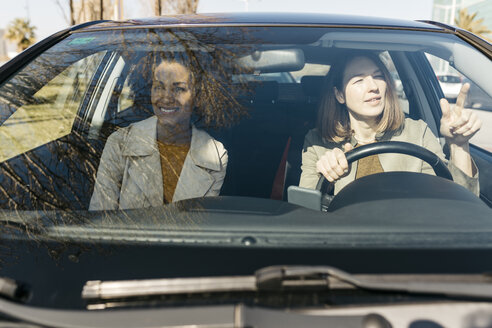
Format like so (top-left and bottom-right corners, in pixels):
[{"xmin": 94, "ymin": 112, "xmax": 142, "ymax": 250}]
[
  {"xmin": 117, "ymin": 56, "xmax": 149, "ymax": 113},
  {"xmin": 427, "ymin": 53, "xmax": 492, "ymax": 152},
  {"xmin": 379, "ymin": 52, "xmax": 409, "ymax": 115},
  {"xmin": 118, "ymin": 74, "xmax": 134, "ymax": 112},
  {"xmin": 116, "ymin": 55, "xmax": 153, "ymax": 114},
  {"xmin": 0, "ymin": 52, "xmax": 106, "ymax": 162}
]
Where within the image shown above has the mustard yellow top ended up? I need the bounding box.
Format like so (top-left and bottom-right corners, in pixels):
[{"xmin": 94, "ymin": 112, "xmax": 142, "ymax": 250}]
[
  {"xmin": 157, "ymin": 141, "xmax": 191, "ymax": 204},
  {"xmin": 355, "ymin": 152, "xmax": 384, "ymax": 179}
]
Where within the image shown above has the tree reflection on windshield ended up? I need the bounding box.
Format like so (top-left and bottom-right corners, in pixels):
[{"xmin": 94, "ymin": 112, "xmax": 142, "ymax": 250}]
[{"xmin": 0, "ymin": 27, "xmax": 256, "ymax": 265}]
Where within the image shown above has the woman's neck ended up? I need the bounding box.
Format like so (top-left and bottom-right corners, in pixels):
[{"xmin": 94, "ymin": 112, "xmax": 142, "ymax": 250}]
[
  {"xmin": 349, "ymin": 113, "xmax": 378, "ymax": 144},
  {"xmin": 156, "ymin": 123, "xmax": 192, "ymax": 145}
]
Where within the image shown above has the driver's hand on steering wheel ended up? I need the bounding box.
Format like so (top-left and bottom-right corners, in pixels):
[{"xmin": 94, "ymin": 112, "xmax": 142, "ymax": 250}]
[
  {"xmin": 440, "ymin": 83, "xmax": 482, "ymax": 146},
  {"xmin": 316, "ymin": 143, "xmax": 354, "ymax": 182}
]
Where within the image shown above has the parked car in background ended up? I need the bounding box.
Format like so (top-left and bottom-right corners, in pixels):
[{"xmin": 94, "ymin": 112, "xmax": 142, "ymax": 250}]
[
  {"xmin": 436, "ymin": 73, "xmax": 463, "ymax": 102},
  {"xmin": 0, "ymin": 12, "xmax": 491, "ymax": 328}
]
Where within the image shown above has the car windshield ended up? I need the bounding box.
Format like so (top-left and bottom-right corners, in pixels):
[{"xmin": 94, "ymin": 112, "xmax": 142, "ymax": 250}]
[{"xmin": 0, "ymin": 24, "xmax": 491, "ymax": 310}]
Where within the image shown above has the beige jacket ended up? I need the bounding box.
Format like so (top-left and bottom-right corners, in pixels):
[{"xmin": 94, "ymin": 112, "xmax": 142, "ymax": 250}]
[
  {"xmin": 299, "ymin": 118, "xmax": 479, "ymax": 195},
  {"xmin": 89, "ymin": 116, "xmax": 228, "ymax": 210}
]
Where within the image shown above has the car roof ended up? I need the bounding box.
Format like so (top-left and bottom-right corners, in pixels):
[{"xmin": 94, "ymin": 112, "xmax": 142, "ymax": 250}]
[{"xmin": 76, "ymin": 12, "xmax": 446, "ymax": 32}]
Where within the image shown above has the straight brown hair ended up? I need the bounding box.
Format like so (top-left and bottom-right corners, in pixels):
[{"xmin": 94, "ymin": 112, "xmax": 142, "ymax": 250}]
[{"xmin": 317, "ymin": 51, "xmax": 404, "ymax": 143}]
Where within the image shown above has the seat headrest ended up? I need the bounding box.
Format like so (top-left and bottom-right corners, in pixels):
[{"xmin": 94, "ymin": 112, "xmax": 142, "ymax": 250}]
[
  {"xmin": 240, "ymin": 81, "xmax": 279, "ymax": 103},
  {"xmin": 301, "ymin": 75, "xmax": 324, "ymax": 98}
]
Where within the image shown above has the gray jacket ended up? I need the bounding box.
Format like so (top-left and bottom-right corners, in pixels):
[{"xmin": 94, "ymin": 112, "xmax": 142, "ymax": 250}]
[
  {"xmin": 299, "ymin": 118, "xmax": 479, "ymax": 195},
  {"xmin": 89, "ymin": 116, "xmax": 228, "ymax": 210}
]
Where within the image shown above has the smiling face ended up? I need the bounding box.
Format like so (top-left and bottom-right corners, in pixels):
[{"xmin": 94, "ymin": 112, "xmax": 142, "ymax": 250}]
[
  {"xmin": 335, "ymin": 56, "xmax": 387, "ymax": 121},
  {"xmin": 151, "ymin": 60, "xmax": 194, "ymax": 128}
]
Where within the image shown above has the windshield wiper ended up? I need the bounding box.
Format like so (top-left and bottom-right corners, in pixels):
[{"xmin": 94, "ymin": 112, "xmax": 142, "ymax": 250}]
[
  {"xmin": 82, "ymin": 265, "xmax": 492, "ymax": 301},
  {"xmin": 255, "ymin": 266, "xmax": 492, "ymax": 299}
]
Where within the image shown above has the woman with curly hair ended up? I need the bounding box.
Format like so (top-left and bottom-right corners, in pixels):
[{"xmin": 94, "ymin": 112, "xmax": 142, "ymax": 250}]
[{"xmin": 90, "ymin": 54, "xmax": 228, "ymax": 210}]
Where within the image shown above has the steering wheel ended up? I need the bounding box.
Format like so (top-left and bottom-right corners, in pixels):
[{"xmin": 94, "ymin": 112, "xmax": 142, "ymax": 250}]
[{"xmin": 315, "ymin": 141, "xmax": 452, "ymax": 193}]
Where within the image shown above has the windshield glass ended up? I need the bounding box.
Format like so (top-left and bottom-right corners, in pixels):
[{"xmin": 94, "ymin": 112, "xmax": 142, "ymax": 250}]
[
  {"xmin": 1, "ymin": 26, "xmax": 491, "ymax": 226},
  {"xmin": 0, "ymin": 26, "xmax": 491, "ymax": 309}
]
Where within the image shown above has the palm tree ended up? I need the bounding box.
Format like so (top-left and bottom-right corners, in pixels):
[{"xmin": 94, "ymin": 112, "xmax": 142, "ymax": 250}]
[
  {"xmin": 4, "ymin": 18, "xmax": 37, "ymax": 52},
  {"xmin": 454, "ymin": 8, "xmax": 492, "ymax": 41}
]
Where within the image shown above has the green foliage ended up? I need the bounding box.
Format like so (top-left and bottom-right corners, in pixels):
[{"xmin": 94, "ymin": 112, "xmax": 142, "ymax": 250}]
[
  {"xmin": 5, "ymin": 18, "xmax": 37, "ymax": 52},
  {"xmin": 454, "ymin": 8, "xmax": 492, "ymax": 41}
]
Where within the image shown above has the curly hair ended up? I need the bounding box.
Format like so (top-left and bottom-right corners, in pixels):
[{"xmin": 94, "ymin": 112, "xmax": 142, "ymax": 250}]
[{"xmin": 132, "ymin": 48, "xmax": 246, "ymax": 129}]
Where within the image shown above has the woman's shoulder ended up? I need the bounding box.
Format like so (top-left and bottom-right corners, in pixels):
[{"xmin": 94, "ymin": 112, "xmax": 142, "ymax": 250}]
[
  {"xmin": 390, "ymin": 118, "xmax": 432, "ymax": 143},
  {"xmin": 191, "ymin": 126, "xmax": 227, "ymax": 155},
  {"xmin": 110, "ymin": 116, "xmax": 157, "ymax": 138},
  {"xmin": 398, "ymin": 117, "xmax": 429, "ymax": 136},
  {"xmin": 304, "ymin": 128, "xmax": 341, "ymax": 149},
  {"xmin": 192, "ymin": 126, "xmax": 220, "ymax": 143},
  {"xmin": 190, "ymin": 127, "xmax": 227, "ymax": 170},
  {"xmin": 105, "ymin": 116, "xmax": 157, "ymax": 155},
  {"xmin": 304, "ymin": 128, "xmax": 323, "ymax": 144},
  {"xmin": 402, "ymin": 117, "xmax": 429, "ymax": 130}
]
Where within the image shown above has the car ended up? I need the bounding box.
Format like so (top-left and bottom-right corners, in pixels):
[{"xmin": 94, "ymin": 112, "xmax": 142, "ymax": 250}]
[
  {"xmin": 0, "ymin": 12, "xmax": 491, "ymax": 328},
  {"xmin": 436, "ymin": 72, "xmax": 463, "ymax": 101}
]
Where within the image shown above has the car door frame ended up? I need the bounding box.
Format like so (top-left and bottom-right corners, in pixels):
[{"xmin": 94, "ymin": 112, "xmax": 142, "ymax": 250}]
[{"xmin": 401, "ymin": 50, "xmax": 492, "ymax": 207}]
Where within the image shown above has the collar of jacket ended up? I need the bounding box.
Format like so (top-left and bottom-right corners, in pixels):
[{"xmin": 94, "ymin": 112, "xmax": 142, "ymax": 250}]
[
  {"xmin": 346, "ymin": 120, "xmax": 406, "ymax": 147},
  {"xmin": 121, "ymin": 116, "xmax": 223, "ymax": 171}
]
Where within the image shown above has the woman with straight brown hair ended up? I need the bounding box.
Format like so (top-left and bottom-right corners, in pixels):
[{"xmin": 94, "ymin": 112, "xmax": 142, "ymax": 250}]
[{"xmin": 300, "ymin": 50, "xmax": 481, "ymax": 195}]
